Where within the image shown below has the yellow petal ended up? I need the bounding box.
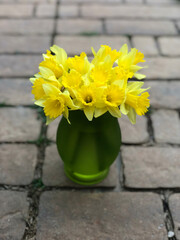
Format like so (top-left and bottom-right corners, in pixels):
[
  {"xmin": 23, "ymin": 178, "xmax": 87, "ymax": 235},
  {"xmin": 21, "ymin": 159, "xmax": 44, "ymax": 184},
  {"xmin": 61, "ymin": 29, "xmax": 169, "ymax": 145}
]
[
  {"xmin": 84, "ymin": 107, "xmax": 94, "ymax": 121},
  {"xmin": 42, "ymin": 84, "xmax": 60, "ymax": 96},
  {"xmin": 94, "ymin": 107, "xmax": 107, "ymax": 118},
  {"xmin": 46, "ymin": 116, "xmax": 56, "ymax": 125},
  {"xmin": 39, "ymin": 66, "xmax": 57, "ymax": 81},
  {"xmin": 127, "ymin": 108, "xmax": 136, "ymax": 124},
  {"xmin": 34, "ymin": 99, "xmax": 45, "ymax": 107},
  {"xmin": 134, "ymin": 73, "xmax": 146, "ymax": 80},
  {"xmin": 50, "ymin": 45, "xmax": 67, "ymax": 65},
  {"xmin": 108, "ymin": 107, "xmax": 121, "ymax": 118},
  {"xmin": 120, "ymin": 103, "xmax": 129, "ymax": 115}
]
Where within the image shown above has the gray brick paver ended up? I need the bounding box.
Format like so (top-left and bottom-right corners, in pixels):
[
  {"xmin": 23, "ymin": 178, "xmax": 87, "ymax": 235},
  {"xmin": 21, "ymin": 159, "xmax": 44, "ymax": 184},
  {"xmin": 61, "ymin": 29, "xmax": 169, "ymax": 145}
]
[
  {"xmin": 37, "ymin": 191, "xmax": 166, "ymax": 240},
  {"xmin": 105, "ymin": 20, "xmax": 177, "ymax": 35},
  {"xmin": 0, "ymin": 79, "xmax": 33, "ymax": 105},
  {"xmin": 126, "ymin": 0, "xmax": 144, "ymax": 3},
  {"xmin": 0, "ymin": 55, "xmax": 41, "ymax": 77},
  {"xmin": 144, "ymin": 81, "xmax": 180, "ymax": 109},
  {"xmin": 57, "ymin": 19, "xmax": 103, "ymax": 35},
  {"xmin": 47, "ymin": 117, "xmax": 61, "ymax": 141},
  {"xmin": 132, "ymin": 36, "xmax": 158, "ymax": 56},
  {"xmin": 61, "ymin": 0, "xmax": 123, "ymax": 2},
  {"xmin": 0, "ymin": 144, "xmax": 37, "ymax": 185},
  {"xmin": 0, "ymin": 19, "xmax": 54, "ymax": 34},
  {"xmin": 169, "ymin": 194, "xmax": 180, "ymax": 239},
  {"xmin": 59, "ymin": 5, "xmax": 79, "ymax": 18},
  {"xmin": 36, "ymin": 4, "xmax": 56, "ymax": 18},
  {"xmin": 0, "ymin": 4, "xmax": 34, "ymax": 17},
  {"xmin": 152, "ymin": 110, "xmax": 180, "ymax": 144},
  {"xmin": 119, "ymin": 115, "xmax": 149, "ymax": 144},
  {"xmin": 122, "ymin": 146, "xmax": 180, "ymax": 188},
  {"xmin": 81, "ymin": 5, "xmax": 180, "ymax": 20},
  {"xmin": 0, "ymin": 191, "xmax": 29, "ymax": 240},
  {"xmin": 0, "ymin": 107, "xmax": 41, "ymax": 141},
  {"xmin": 146, "ymin": 0, "xmax": 178, "ymax": 4},
  {"xmin": 158, "ymin": 37, "xmax": 180, "ymax": 56},
  {"xmin": 0, "ymin": 36, "xmax": 51, "ymax": 54},
  {"xmin": 143, "ymin": 57, "xmax": 180, "ymax": 79},
  {"xmin": 0, "ymin": 0, "xmax": 56, "ymax": 2}
]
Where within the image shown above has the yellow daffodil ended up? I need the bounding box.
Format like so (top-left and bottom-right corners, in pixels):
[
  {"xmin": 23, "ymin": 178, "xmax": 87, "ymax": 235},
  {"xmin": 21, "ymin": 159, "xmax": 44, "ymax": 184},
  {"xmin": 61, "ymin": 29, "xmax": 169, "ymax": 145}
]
[
  {"xmin": 75, "ymin": 85, "xmax": 97, "ymax": 121},
  {"xmin": 31, "ymin": 78, "xmax": 47, "ymax": 100},
  {"xmin": 62, "ymin": 69, "xmax": 82, "ymax": 90},
  {"xmin": 31, "ymin": 77, "xmax": 61, "ymax": 100},
  {"xmin": 95, "ymin": 85, "xmax": 125, "ymax": 118},
  {"xmin": 120, "ymin": 82, "xmax": 150, "ymax": 124},
  {"xmin": 90, "ymin": 61, "xmax": 112, "ymax": 87},
  {"xmin": 92, "ymin": 45, "xmax": 121, "ymax": 65},
  {"xmin": 67, "ymin": 52, "xmax": 91, "ymax": 75},
  {"xmin": 115, "ymin": 44, "xmax": 146, "ymax": 82},
  {"xmin": 39, "ymin": 59, "xmax": 63, "ymax": 79},
  {"xmin": 30, "ymin": 44, "xmax": 150, "ymax": 124}
]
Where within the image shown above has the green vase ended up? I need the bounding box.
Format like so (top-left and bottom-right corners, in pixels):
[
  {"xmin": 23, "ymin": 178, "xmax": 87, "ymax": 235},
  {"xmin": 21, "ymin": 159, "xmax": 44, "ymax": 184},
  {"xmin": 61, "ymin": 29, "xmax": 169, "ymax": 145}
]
[{"xmin": 56, "ymin": 110, "xmax": 121, "ymax": 186}]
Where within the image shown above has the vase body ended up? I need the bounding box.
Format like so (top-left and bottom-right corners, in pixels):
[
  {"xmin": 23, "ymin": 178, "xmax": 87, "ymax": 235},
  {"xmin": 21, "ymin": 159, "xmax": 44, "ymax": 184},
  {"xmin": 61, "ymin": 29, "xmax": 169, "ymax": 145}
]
[{"xmin": 56, "ymin": 110, "xmax": 121, "ymax": 185}]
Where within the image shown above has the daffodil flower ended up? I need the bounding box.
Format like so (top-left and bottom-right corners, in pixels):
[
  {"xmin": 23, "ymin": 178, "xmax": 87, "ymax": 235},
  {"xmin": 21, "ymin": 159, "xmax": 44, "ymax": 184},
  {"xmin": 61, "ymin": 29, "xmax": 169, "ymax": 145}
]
[{"xmin": 30, "ymin": 44, "xmax": 150, "ymax": 124}]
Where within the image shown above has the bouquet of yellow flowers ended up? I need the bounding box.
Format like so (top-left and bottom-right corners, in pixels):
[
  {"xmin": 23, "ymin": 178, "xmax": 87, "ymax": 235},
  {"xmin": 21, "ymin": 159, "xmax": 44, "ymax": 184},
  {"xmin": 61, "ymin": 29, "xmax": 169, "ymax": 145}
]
[{"xmin": 30, "ymin": 44, "xmax": 150, "ymax": 124}]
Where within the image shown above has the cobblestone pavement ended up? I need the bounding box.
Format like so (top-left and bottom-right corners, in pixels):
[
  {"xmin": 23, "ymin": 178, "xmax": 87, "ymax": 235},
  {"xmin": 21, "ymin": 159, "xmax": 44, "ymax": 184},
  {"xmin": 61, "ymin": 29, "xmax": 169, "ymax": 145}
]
[{"xmin": 0, "ymin": 0, "xmax": 180, "ymax": 239}]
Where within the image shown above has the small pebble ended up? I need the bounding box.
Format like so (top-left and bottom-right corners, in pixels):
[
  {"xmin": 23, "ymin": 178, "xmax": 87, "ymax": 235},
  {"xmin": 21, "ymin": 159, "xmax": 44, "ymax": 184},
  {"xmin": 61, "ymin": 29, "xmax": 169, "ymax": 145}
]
[{"xmin": 168, "ymin": 231, "xmax": 175, "ymax": 238}]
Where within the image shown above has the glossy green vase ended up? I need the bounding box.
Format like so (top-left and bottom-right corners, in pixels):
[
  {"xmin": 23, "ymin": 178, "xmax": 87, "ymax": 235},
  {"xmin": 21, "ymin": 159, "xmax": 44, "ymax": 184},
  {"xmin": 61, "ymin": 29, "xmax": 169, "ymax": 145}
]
[{"xmin": 56, "ymin": 110, "xmax": 121, "ymax": 186}]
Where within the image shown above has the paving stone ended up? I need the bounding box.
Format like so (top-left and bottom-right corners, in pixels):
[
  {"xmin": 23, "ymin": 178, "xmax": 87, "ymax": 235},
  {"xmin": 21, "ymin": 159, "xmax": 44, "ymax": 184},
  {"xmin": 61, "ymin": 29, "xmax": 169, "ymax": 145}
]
[
  {"xmin": 43, "ymin": 144, "xmax": 118, "ymax": 187},
  {"xmin": 0, "ymin": 36, "xmax": 50, "ymax": 54},
  {"xmin": 119, "ymin": 115, "xmax": 149, "ymax": 144},
  {"xmin": 81, "ymin": 5, "xmax": 180, "ymax": 19},
  {"xmin": 59, "ymin": 5, "xmax": 79, "ymax": 18},
  {"xmin": 0, "ymin": 19, "xmax": 54, "ymax": 34},
  {"xmin": 152, "ymin": 110, "xmax": 180, "ymax": 144},
  {"xmin": 132, "ymin": 36, "xmax": 158, "ymax": 56},
  {"xmin": 158, "ymin": 37, "xmax": 180, "ymax": 56},
  {"xmin": 37, "ymin": 191, "xmax": 166, "ymax": 240},
  {"xmin": 169, "ymin": 194, "xmax": 180, "ymax": 239},
  {"xmin": 0, "ymin": 4, "xmax": 33, "ymax": 17},
  {"xmin": 146, "ymin": 0, "xmax": 178, "ymax": 4},
  {"xmin": 47, "ymin": 117, "xmax": 61, "ymax": 141},
  {"xmin": 0, "ymin": 107, "xmax": 41, "ymax": 142},
  {"xmin": 56, "ymin": 19, "xmax": 103, "ymax": 35},
  {"xmin": 55, "ymin": 36, "xmax": 130, "ymax": 55},
  {"xmin": 0, "ymin": 79, "xmax": 33, "ymax": 105},
  {"xmin": 61, "ymin": 0, "xmax": 122, "ymax": 2},
  {"xmin": 143, "ymin": 57, "xmax": 180, "ymax": 79},
  {"xmin": 36, "ymin": 4, "xmax": 56, "ymax": 17},
  {"xmin": 126, "ymin": 0, "xmax": 143, "ymax": 3},
  {"xmin": 0, "ymin": 55, "xmax": 41, "ymax": 77},
  {"xmin": 0, "ymin": 144, "xmax": 37, "ymax": 185},
  {"xmin": 105, "ymin": 20, "xmax": 177, "ymax": 35},
  {"xmin": 122, "ymin": 146, "xmax": 180, "ymax": 188},
  {"xmin": 144, "ymin": 81, "xmax": 180, "ymax": 109},
  {"xmin": 177, "ymin": 21, "xmax": 180, "ymax": 32},
  {"xmin": 0, "ymin": 0, "xmax": 55, "ymax": 2},
  {"xmin": 0, "ymin": 191, "xmax": 28, "ymax": 240}
]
